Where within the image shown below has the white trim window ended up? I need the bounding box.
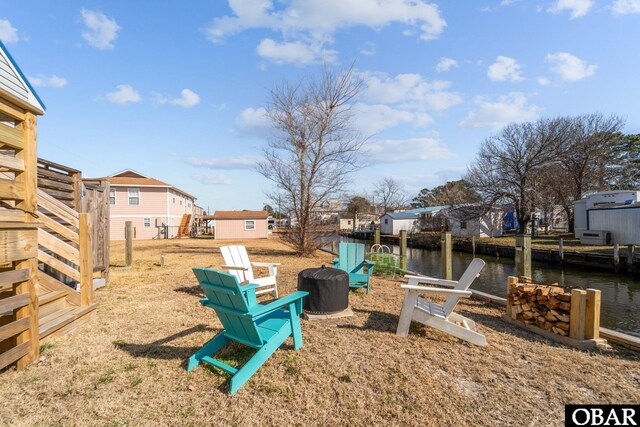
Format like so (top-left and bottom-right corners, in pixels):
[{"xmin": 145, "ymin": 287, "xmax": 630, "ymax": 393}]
[
  {"xmin": 143, "ymin": 218, "xmax": 150, "ymax": 227},
  {"xmin": 128, "ymin": 188, "xmax": 140, "ymax": 205},
  {"xmin": 110, "ymin": 188, "xmax": 116, "ymax": 205},
  {"xmin": 244, "ymin": 220, "xmax": 255, "ymax": 230}
]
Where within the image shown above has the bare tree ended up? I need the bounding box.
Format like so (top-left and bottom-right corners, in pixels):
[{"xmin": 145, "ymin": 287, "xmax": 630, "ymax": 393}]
[
  {"xmin": 258, "ymin": 65, "xmax": 366, "ymax": 256},
  {"xmin": 465, "ymin": 117, "xmax": 570, "ymax": 234},
  {"xmin": 373, "ymin": 177, "xmax": 406, "ymax": 212}
]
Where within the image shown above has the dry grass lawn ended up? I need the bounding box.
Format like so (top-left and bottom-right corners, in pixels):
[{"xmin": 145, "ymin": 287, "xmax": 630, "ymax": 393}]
[{"xmin": 1, "ymin": 237, "xmax": 639, "ymax": 426}]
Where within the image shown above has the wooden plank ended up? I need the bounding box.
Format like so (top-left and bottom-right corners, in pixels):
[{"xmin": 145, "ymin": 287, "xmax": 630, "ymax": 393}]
[
  {"xmin": 0, "ymin": 209, "xmax": 24, "ymax": 222},
  {"xmin": 584, "ymin": 289, "xmax": 601, "ymax": 340},
  {"xmin": 0, "ymin": 97, "xmax": 26, "ymax": 121},
  {"xmin": 569, "ymin": 289, "xmax": 587, "ymax": 340},
  {"xmin": 0, "ymin": 268, "xmax": 28, "ymax": 286},
  {"xmin": 37, "ymin": 177, "xmax": 75, "ymax": 192},
  {"xmin": 0, "ymin": 316, "xmax": 29, "ymax": 340},
  {"xmin": 37, "ymin": 189, "xmax": 79, "ymax": 227},
  {"xmin": 37, "ymin": 250, "xmax": 81, "ymax": 282},
  {"xmin": 37, "ymin": 271, "xmax": 80, "ymax": 306},
  {"xmin": 39, "ymin": 187, "xmax": 74, "ymax": 202},
  {"xmin": 36, "ymin": 167, "xmax": 74, "ymax": 184},
  {"xmin": 79, "ymin": 213, "xmax": 93, "ymax": 306},
  {"xmin": 0, "ymin": 123, "xmax": 23, "ymax": 150},
  {"xmin": 0, "ymin": 177, "xmax": 24, "ymax": 200},
  {"xmin": 0, "ymin": 340, "xmax": 30, "ymax": 370},
  {"xmin": 38, "ymin": 158, "xmax": 80, "ymax": 175},
  {"xmin": 0, "ymin": 292, "xmax": 28, "ymax": 313},
  {"xmin": 0, "ymin": 228, "xmax": 37, "ymax": 263},
  {"xmin": 38, "ymin": 212, "xmax": 79, "ymax": 244},
  {"xmin": 600, "ymin": 327, "xmax": 640, "ymax": 352},
  {"xmin": 0, "ymin": 153, "xmax": 24, "ymax": 171},
  {"xmin": 38, "ymin": 228, "xmax": 80, "ymax": 265}
]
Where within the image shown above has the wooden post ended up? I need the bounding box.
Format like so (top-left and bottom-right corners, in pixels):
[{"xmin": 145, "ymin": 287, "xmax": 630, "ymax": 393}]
[
  {"xmin": 441, "ymin": 231, "xmax": 452, "ymax": 280},
  {"xmin": 399, "ymin": 230, "xmax": 407, "ymax": 270},
  {"xmin": 627, "ymin": 245, "xmax": 635, "ymax": 269},
  {"xmin": 515, "ymin": 235, "xmax": 531, "ymax": 278},
  {"xmin": 584, "ymin": 289, "xmax": 601, "ymax": 340},
  {"xmin": 71, "ymin": 171, "xmax": 83, "ymax": 213},
  {"xmin": 558, "ymin": 238, "xmax": 564, "ymax": 263},
  {"xmin": 15, "ymin": 112, "xmax": 39, "ymax": 369},
  {"xmin": 79, "ymin": 213, "xmax": 93, "ymax": 306},
  {"xmin": 125, "ymin": 221, "xmax": 133, "ymax": 267},
  {"xmin": 613, "ymin": 244, "xmax": 620, "ymax": 273},
  {"xmin": 331, "ymin": 240, "xmax": 338, "ymax": 255},
  {"xmin": 506, "ymin": 276, "xmax": 518, "ymax": 319},
  {"xmin": 374, "ymin": 228, "xmax": 380, "ymax": 246},
  {"xmin": 471, "ymin": 236, "xmax": 476, "ymax": 256},
  {"xmin": 160, "ymin": 255, "xmax": 165, "ymax": 267},
  {"xmin": 569, "ymin": 289, "xmax": 587, "ymax": 340}
]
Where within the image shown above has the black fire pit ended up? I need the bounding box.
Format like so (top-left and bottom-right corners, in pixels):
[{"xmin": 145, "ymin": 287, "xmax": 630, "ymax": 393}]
[{"xmin": 297, "ymin": 266, "xmax": 349, "ymax": 314}]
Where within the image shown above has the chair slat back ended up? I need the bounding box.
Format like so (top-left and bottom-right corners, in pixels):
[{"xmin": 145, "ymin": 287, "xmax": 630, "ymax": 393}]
[
  {"xmin": 442, "ymin": 258, "xmax": 486, "ymax": 317},
  {"xmin": 193, "ymin": 268, "xmax": 263, "ymax": 346},
  {"xmin": 338, "ymin": 242, "xmax": 365, "ymax": 274},
  {"xmin": 221, "ymin": 245, "xmax": 255, "ymax": 283}
]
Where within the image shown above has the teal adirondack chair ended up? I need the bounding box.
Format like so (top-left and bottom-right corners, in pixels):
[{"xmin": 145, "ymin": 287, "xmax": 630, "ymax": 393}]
[
  {"xmin": 332, "ymin": 242, "xmax": 375, "ymax": 294},
  {"xmin": 187, "ymin": 268, "xmax": 308, "ymax": 394}
]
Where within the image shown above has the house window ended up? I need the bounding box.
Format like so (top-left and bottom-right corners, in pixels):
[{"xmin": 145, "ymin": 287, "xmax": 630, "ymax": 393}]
[
  {"xmin": 128, "ymin": 188, "xmax": 140, "ymax": 205},
  {"xmin": 188, "ymin": 202, "xmax": 191, "ymax": 208},
  {"xmin": 143, "ymin": 218, "xmax": 150, "ymax": 227},
  {"xmin": 173, "ymin": 197, "xmax": 176, "ymax": 203},
  {"xmin": 384, "ymin": 218, "xmax": 388, "ymax": 224},
  {"xmin": 244, "ymin": 220, "xmax": 255, "ymax": 230},
  {"xmin": 110, "ymin": 188, "xmax": 116, "ymax": 205},
  {"xmin": 460, "ymin": 221, "xmax": 467, "ymax": 229},
  {"xmin": 180, "ymin": 200, "xmax": 182, "ymax": 205}
]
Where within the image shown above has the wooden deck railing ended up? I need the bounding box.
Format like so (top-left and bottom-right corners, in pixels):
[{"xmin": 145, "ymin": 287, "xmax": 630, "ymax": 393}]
[{"xmin": 36, "ymin": 189, "xmax": 93, "ymax": 306}]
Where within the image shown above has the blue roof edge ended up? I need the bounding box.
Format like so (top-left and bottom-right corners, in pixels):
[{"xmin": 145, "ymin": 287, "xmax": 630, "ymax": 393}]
[{"xmin": 0, "ymin": 40, "xmax": 46, "ymax": 112}]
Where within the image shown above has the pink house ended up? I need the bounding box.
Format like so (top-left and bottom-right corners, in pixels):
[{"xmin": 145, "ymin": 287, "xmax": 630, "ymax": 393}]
[
  {"xmin": 106, "ymin": 170, "xmax": 199, "ymax": 240},
  {"xmin": 213, "ymin": 211, "xmax": 269, "ymax": 240}
]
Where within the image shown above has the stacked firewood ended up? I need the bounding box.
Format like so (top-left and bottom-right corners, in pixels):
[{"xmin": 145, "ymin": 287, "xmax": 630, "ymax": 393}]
[{"xmin": 508, "ymin": 283, "xmax": 572, "ymax": 336}]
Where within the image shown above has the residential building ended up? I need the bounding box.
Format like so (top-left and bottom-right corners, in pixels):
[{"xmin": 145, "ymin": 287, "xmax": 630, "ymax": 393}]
[
  {"xmin": 380, "ymin": 207, "xmax": 445, "ymax": 235},
  {"xmin": 443, "ymin": 206, "xmax": 504, "ymax": 238},
  {"xmin": 212, "ymin": 211, "xmax": 269, "ymax": 239},
  {"xmin": 106, "ymin": 169, "xmax": 198, "ymax": 240},
  {"xmin": 573, "ymin": 190, "xmax": 640, "ymax": 244}
]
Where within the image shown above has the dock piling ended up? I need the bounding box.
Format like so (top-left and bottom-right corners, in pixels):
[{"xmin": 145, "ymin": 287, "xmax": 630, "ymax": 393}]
[
  {"xmin": 515, "ymin": 235, "xmax": 531, "ymax": 278},
  {"xmin": 441, "ymin": 231, "xmax": 452, "ymax": 280}
]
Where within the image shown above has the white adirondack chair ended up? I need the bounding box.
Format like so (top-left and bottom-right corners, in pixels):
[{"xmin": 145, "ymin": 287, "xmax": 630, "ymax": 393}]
[
  {"xmin": 396, "ymin": 258, "xmax": 487, "ymax": 346},
  {"xmin": 220, "ymin": 245, "xmax": 279, "ymax": 298}
]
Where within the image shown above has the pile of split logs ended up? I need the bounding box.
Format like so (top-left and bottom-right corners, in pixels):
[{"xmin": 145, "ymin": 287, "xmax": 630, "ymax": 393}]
[{"xmin": 507, "ymin": 282, "xmax": 572, "ymax": 336}]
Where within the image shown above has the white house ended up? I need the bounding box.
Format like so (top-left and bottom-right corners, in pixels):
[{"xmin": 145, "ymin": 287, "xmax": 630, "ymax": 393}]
[
  {"xmin": 573, "ymin": 190, "xmax": 640, "ymax": 245},
  {"xmin": 444, "ymin": 206, "xmax": 503, "ymax": 238},
  {"xmin": 380, "ymin": 207, "xmax": 445, "ymax": 235}
]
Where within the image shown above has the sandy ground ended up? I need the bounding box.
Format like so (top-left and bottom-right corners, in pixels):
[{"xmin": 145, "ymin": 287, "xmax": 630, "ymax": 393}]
[{"xmin": 1, "ymin": 237, "xmax": 639, "ymax": 427}]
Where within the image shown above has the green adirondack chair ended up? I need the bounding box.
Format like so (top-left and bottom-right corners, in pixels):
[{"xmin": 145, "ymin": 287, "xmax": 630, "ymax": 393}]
[
  {"xmin": 187, "ymin": 268, "xmax": 308, "ymax": 394},
  {"xmin": 332, "ymin": 242, "xmax": 375, "ymax": 294}
]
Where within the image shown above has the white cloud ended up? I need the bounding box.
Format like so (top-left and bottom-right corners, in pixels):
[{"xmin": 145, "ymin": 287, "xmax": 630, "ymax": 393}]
[
  {"xmin": 0, "ymin": 19, "xmax": 19, "ymax": 44},
  {"xmin": 548, "ymin": 0, "xmax": 594, "ymax": 18},
  {"xmin": 546, "ymin": 52, "xmax": 597, "ymax": 81},
  {"xmin": 256, "ymin": 39, "xmax": 337, "ymax": 65},
  {"xmin": 105, "ymin": 85, "xmax": 141, "ymax": 104},
  {"xmin": 171, "ymin": 89, "xmax": 200, "ymax": 108},
  {"xmin": 359, "ymin": 71, "xmax": 463, "ymax": 111},
  {"xmin": 365, "ymin": 138, "xmax": 455, "ymax": 163},
  {"xmin": 81, "ymin": 9, "xmax": 120, "ymax": 50},
  {"xmin": 537, "ymin": 77, "xmax": 551, "ymax": 86},
  {"xmin": 435, "ymin": 57, "xmax": 457, "ymax": 72},
  {"xmin": 352, "ymin": 103, "xmax": 432, "ymax": 135},
  {"xmin": 460, "ymin": 92, "xmax": 542, "ymax": 130},
  {"xmin": 193, "ymin": 173, "xmax": 233, "ymax": 185},
  {"xmin": 187, "ymin": 155, "xmax": 262, "ymax": 170},
  {"xmin": 206, "ymin": 0, "xmax": 446, "ymax": 64},
  {"xmin": 235, "ymin": 107, "xmax": 272, "ymax": 138},
  {"xmin": 612, "ymin": 0, "xmax": 640, "ymax": 14},
  {"xmin": 487, "ymin": 56, "xmax": 524, "ymax": 82},
  {"xmin": 360, "ymin": 42, "xmax": 376, "ymax": 56},
  {"xmin": 28, "ymin": 75, "xmax": 68, "ymax": 88}
]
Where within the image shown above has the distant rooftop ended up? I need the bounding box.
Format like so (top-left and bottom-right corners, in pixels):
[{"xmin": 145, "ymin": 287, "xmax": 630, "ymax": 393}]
[
  {"xmin": 382, "ymin": 206, "xmax": 447, "ymax": 220},
  {"xmin": 213, "ymin": 210, "xmax": 268, "ymax": 220}
]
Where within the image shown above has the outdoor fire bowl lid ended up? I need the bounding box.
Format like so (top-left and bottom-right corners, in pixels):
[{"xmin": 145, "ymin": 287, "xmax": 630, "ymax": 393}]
[{"xmin": 297, "ymin": 265, "xmax": 349, "ymax": 314}]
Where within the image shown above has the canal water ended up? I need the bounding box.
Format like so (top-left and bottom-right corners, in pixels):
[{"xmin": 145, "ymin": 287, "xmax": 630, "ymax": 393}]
[{"xmin": 336, "ymin": 238, "xmax": 640, "ymax": 336}]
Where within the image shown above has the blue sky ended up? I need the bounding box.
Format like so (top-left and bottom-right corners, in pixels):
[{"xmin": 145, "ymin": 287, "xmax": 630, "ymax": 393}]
[{"xmin": 2, "ymin": 0, "xmax": 639, "ymax": 212}]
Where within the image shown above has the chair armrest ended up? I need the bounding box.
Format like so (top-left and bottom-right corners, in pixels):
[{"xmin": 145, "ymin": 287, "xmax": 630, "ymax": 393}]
[
  {"xmin": 248, "ymin": 291, "xmax": 309, "ymax": 319},
  {"xmin": 240, "ymin": 283, "xmax": 259, "ymax": 293},
  {"xmin": 332, "ymin": 258, "xmax": 339, "ymax": 266},
  {"xmin": 404, "ymin": 274, "xmax": 458, "ymax": 288},
  {"xmin": 401, "ymin": 284, "xmax": 471, "ymax": 297},
  {"xmin": 222, "ymin": 265, "xmax": 249, "ymax": 271},
  {"xmin": 251, "ymin": 262, "xmax": 281, "ymax": 267},
  {"xmin": 364, "ymin": 259, "xmax": 375, "ymax": 275}
]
